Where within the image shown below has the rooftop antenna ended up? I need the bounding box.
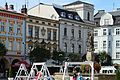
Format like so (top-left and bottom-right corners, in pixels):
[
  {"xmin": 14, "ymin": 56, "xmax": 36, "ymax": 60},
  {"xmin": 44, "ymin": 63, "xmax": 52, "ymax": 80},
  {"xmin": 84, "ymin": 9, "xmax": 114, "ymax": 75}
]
[
  {"xmin": 25, "ymin": 0, "xmax": 29, "ymax": 8},
  {"xmin": 38, "ymin": 0, "xmax": 40, "ymax": 14},
  {"xmin": 113, "ymin": 2, "xmax": 115, "ymax": 11}
]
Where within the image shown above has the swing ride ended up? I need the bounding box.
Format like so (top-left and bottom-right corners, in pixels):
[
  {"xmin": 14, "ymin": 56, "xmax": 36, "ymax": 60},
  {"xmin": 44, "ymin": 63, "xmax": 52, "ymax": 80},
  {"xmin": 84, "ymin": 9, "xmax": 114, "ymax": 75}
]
[
  {"xmin": 14, "ymin": 62, "xmax": 53, "ymax": 80},
  {"xmin": 63, "ymin": 61, "xmax": 94, "ymax": 80}
]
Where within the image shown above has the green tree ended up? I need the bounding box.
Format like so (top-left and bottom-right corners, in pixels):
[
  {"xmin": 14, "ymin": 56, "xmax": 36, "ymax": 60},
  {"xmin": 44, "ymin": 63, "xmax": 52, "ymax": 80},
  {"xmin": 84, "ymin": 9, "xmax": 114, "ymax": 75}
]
[
  {"xmin": 68, "ymin": 53, "xmax": 81, "ymax": 62},
  {"xmin": 0, "ymin": 42, "xmax": 7, "ymax": 57},
  {"xmin": 29, "ymin": 46, "xmax": 51, "ymax": 62},
  {"xmin": 52, "ymin": 51, "xmax": 65, "ymax": 64},
  {"xmin": 99, "ymin": 51, "xmax": 112, "ymax": 66}
]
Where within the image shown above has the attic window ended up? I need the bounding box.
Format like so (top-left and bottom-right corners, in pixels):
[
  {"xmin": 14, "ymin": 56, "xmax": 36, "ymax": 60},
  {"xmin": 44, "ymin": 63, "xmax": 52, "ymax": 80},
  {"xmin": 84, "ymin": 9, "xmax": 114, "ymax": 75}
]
[
  {"xmin": 68, "ymin": 14, "xmax": 73, "ymax": 19},
  {"xmin": 75, "ymin": 15, "xmax": 80, "ymax": 20},
  {"xmin": 61, "ymin": 12, "xmax": 66, "ymax": 17}
]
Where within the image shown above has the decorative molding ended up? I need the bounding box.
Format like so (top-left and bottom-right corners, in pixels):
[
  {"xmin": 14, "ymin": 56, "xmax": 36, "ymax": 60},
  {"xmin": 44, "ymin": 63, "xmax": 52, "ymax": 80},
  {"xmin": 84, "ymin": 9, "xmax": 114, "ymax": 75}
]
[{"xmin": 41, "ymin": 27, "xmax": 46, "ymax": 36}]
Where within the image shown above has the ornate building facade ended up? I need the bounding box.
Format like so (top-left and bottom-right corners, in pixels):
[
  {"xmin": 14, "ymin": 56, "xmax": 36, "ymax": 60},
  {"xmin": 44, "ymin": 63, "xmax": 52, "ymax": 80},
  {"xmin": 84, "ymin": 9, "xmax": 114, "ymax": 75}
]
[{"xmin": 26, "ymin": 15, "xmax": 59, "ymax": 54}]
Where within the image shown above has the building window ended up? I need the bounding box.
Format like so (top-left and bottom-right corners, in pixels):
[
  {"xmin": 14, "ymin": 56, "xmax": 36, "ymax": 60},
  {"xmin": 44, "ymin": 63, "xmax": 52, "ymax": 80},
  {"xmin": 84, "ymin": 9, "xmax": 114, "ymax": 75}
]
[
  {"xmin": 42, "ymin": 22, "xmax": 45, "ymax": 24},
  {"xmin": 47, "ymin": 29, "xmax": 51, "ymax": 40},
  {"xmin": 1, "ymin": 21, "xmax": 6, "ymax": 32},
  {"xmin": 103, "ymin": 41, "xmax": 106, "ymax": 48},
  {"xmin": 116, "ymin": 52, "xmax": 120, "ymax": 59},
  {"xmin": 64, "ymin": 43, "xmax": 67, "ymax": 53},
  {"xmin": 71, "ymin": 44, "xmax": 74, "ymax": 53},
  {"xmin": 71, "ymin": 29, "xmax": 74, "ymax": 37},
  {"xmin": 79, "ymin": 30, "xmax": 81, "ymax": 38},
  {"xmin": 29, "ymin": 20, "xmax": 33, "ymax": 22},
  {"xmin": 108, "ymin": 29, "xmax": 111, "ymax": 35},
  {"xmin": 94, "ymin": 41, "xmax": 98, "ymax": 49},
  {"xmin": 78, "ymin": 45, "xmax": 81, "ymax": 54},
  {"xmin": 28, "ymin": 26, "xmax": 33, "ymax": 37},
  {"xmin": 108, "ymin": 41, "xmax": 111, "ymax": 48},
  {"xmin": 9, "ymin": 27, "xmax": 13, "ymax": 32},
  {"xmin": 35, "ymin": 27, "xmax": 39, "ymax": 38},
  {"xmin": 61, "ymin": 12, "xmax": 66, "ymax": 17},
  {"xmin": 1, "ymin": 25, "xmax": 5, "ymax": 32},
  {"xmin": 48, "ymin": 23, "xmax": 51, "ymax": 25},
  {"xmin": 17, "ymin": 28, "xmax": 21, "ymax": 34},
  {"xmin": 17, "ymin": 42, "xmax": 21, "ymax": 51},
  {"xmin": 8, "ymin": 41, "xmax": 13, "ymax": 50},
  {"xmin": 87, "ymin": 12, "xmax": 90, "ymax": 21},
  {"xmin": 53, "ymin": 30, "xmax": 57, "ymax": 41},
  {"xmin": 64, "ymin": 28, "xmax": 67, "ymax": 36},
  {"xmin": 116, "ymin": 28, "xmax": 120, "ymax": 35},
  {"xmin": 116, "ymin": 40, "xmax": 120, "ymax": 48},
  {"xmin": 36, "ymin": 21, "xmax": 39, "ymax": 23},
  {"xmin": 104, "ymin": 19, "xmax": 109, "ymax": 25},
  {"xmin": 94, "ymin": 30, "xmax": 98, "ymax": 36},
  {"xmin": 75, "ymin": 15, "xmax": 80, "ymax": 20},
  {"xmin": 54, "ymin": 24, "xmax": 56, "ymax": 26},
  {"xmin": 103, "ymin": 29, "xmax": 107, "ymax": 35},
  {"xmin": 68, "ymin": 14, "xmax": 73, "ymax": 19}
]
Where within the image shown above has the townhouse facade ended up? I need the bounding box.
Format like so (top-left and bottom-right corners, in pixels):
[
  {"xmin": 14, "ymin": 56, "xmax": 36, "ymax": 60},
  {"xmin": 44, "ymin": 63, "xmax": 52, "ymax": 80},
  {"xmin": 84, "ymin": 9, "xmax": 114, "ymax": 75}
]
[
  {"xmin": 94, "ymin": 9, "xmax": 120, "ymax": 64},
  {"xmin": 0, "ymin": 4, "xmax": 26, "ymax": 74}
]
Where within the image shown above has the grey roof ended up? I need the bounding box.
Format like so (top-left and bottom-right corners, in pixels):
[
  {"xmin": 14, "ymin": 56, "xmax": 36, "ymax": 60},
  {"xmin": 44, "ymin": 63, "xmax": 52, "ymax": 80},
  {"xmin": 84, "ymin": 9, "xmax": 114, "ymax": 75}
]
[
  {"xmin": 53, "ymin": 6, "xmax": 84, "ymax": 22},
  {"xmin": 94, "ymin": 10, "xmax": 120, "ymax": 19},
  {"xmin": 109, "ymin": 10, "xmax": 120, "ymax": 16},
  {"xmin": 63, "ymin": 1, "xmax": 93, "ymax": 6},
  {"xmin": 94, "ymin": 11, "xmax": 105, "ymax": 19}
]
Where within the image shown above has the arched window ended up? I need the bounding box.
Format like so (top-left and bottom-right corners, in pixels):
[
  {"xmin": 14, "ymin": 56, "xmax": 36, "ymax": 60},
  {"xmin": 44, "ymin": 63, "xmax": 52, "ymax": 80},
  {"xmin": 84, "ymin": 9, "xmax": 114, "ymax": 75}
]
[
  {"xmin": 71, "ymin": 44, "xmax": 74, "ymax": 53},
  {"xmin": 79, "ymin": 45, "xmax": 81, "ymax": 54},
  {"xmin": 87, "ymin": 12, "xmax": 90, "ymax": 21},
  {"xmin": 64, "ymin": 43, "xmax": 67, "ymax": 53}
]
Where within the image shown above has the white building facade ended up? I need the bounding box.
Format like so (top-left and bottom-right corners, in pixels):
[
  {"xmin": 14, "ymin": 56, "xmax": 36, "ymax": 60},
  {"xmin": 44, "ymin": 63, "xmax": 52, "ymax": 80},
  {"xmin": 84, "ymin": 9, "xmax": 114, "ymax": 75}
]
[
  {"xmin": 94, "ymin": 10, "xmax": 120, "ymax": 64},
  {"xmin": 28, "ymin": 1, "xmax": 94, "ymax": 56}
]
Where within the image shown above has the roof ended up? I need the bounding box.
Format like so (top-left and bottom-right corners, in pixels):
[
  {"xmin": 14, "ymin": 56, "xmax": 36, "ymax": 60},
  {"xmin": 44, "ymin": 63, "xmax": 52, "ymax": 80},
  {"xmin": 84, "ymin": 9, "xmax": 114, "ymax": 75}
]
[
  {"xmin": 53, "ymin": 6, "xmax": 83, "ymax": 22},
  {"xmin": 109, "ymin": 10, "xmax": 120, "ymax": 16},
  {"xmin": 94, "ymin": 11, "xmax": 105, "ymax": 19},
  {"xmin": 63, "ymin": 1, "xmax": 93, "ymax": 6},
  {"xmin": 94, "ymin": 10, "xmax": 120, "ymax": 19}
]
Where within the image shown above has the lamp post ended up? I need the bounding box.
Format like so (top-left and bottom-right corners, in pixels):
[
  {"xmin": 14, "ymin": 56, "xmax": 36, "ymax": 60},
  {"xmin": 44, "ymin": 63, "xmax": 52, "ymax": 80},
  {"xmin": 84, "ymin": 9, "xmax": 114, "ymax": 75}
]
[{"xmin": 9, "ymin": 57, "xmax": 12, "ymax": 78}]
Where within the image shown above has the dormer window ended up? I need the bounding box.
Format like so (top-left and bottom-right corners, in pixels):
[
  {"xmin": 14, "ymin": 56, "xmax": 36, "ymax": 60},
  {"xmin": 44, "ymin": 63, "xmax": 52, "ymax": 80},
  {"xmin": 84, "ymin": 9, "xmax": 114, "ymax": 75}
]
[
  {"xmin": 68, "ymin": 14, "xmax": 73, "ymax": 19},
  {"xmin": 75, "ymin": 15, "xmax": 80, "ymax": 20},
  {"xmin": 61, "ymin": 12, "xmax": 66, "ymax": 17}
]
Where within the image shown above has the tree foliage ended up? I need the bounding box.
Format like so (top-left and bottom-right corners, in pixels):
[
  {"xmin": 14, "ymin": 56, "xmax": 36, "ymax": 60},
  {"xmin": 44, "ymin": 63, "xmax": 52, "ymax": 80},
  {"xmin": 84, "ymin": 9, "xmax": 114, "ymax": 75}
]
[
  {"xmin": 98, "ymin": 51, "xmax": 112, "ymax": 66},
  {"xmin": 68, "ymin": 53, "xmax": 81, "ymax": 62},
  {"xmin": 29, "ymin": 46, "xmax": 51, "ymax": 62},
  {"xmin": 0, "ymin": 42, "xmax": 7, "ymax": 57},
  {"xmin": 52, "ymin": 51, "xmax": 65, "ymax": 63}
]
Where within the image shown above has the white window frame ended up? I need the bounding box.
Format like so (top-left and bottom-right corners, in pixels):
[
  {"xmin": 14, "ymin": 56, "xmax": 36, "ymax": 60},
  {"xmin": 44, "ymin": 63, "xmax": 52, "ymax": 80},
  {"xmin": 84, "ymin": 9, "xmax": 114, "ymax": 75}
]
[
  {"xmin": 116, "ymin": 40, "xmax": 120, "ymax": 48},
  {"xmin": 94, "ymin": 41, "xmax": 98, "ymax": 49},
  {"xmin": 116, "ymin": 28, "xmax": 120, "ymax": 35},
  {"xmin": 94, "ymin": 30, "xmax": 98, "ymax": 36},
  {"xmin": 116, "ymin": 52, "xmax": 120, "ymax": 59},
  {"xmin": 103, "ymin": 41, "xmax": 106, "ymax": 48}
]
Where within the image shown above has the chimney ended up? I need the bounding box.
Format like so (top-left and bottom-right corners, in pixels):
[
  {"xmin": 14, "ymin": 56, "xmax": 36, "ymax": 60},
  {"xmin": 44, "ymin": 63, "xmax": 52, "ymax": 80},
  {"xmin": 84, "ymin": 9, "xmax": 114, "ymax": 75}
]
[
  {"xmin": 9, "ymin": 4, "xmax": 14, "ymax": 10},
  {"xmin": 21, "ymin": 5, "xmax": 27, "ymax": 14},
  {"xmin": 117, "ymin": 8, "xmax": 120, "ymax": 11},
  {"xmin": 5, "ymin": 2, "xmax": 8, "ymax": 10}
]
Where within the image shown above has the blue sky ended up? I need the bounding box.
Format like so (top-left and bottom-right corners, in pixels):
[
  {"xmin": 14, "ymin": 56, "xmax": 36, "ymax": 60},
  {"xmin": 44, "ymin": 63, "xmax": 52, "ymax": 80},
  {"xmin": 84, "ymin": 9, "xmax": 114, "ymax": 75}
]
[{"xmin": 0, "ymin": 0, "xmax": 120, "ymax": 13}]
